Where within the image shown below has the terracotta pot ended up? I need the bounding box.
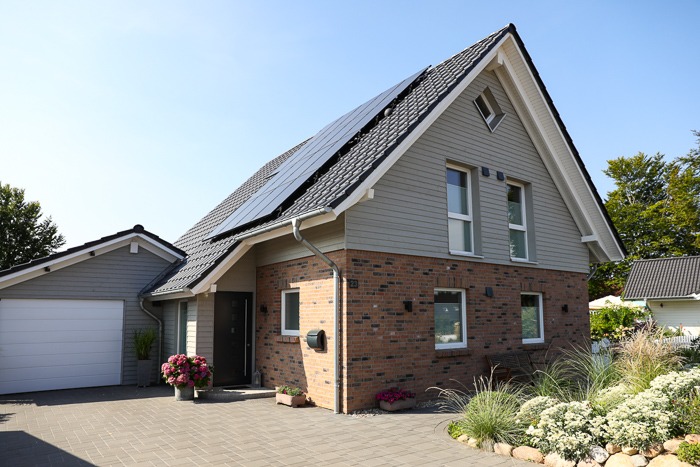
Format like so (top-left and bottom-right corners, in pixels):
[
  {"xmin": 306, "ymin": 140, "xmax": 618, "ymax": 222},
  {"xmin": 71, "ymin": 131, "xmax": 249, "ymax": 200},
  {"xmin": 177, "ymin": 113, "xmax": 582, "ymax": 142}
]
[
  {"xmin": 174, "ymin": 386, "xmax": 195, "ymax": 401},
  {"xmin": 276, "ymin": 392, "xmax": 306, "ymax": 407},
  {"xmin": 379, "ymin": 398, "xmax": 416, "ymax": 412}
]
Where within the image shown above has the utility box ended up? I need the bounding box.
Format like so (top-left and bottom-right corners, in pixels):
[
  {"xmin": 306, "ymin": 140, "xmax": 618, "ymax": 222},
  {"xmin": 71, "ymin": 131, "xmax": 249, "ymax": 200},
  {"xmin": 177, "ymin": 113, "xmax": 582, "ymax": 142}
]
[{"xmin": 306, "ymin": 329, "xmax": 326, "ymax": 351}]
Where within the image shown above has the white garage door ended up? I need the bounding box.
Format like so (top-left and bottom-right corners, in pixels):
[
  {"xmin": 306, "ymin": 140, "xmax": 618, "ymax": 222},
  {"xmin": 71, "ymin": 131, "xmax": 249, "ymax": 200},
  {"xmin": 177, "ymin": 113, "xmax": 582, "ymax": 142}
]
[{"xmin": 0, "ymin": 299, "xmax": 124, "ymax": 395}]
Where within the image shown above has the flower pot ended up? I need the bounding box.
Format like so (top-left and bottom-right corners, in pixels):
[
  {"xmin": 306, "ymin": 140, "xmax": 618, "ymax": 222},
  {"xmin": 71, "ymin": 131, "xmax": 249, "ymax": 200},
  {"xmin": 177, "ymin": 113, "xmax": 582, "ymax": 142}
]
[
  {"xmin": 379, "ymin": 397, "xmax": 416, "ymax": 412},
  {"xmin": 136, "ymin": 359, "xmax": 152, "ymax": 387},
  {"xmin": 276, "ymin": 392, "xmax": 306, "ymax": 407},
  {"xmin": 174, "ymin": 386, "xmax": 195, "ymax": 401}
]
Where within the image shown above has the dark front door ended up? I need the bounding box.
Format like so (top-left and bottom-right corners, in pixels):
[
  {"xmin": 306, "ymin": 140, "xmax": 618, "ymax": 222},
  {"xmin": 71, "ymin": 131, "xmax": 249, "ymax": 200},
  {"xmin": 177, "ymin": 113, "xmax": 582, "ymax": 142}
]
[{"xmin": 214, "ymin": 292, "xmax": 253, "ymax": 386}]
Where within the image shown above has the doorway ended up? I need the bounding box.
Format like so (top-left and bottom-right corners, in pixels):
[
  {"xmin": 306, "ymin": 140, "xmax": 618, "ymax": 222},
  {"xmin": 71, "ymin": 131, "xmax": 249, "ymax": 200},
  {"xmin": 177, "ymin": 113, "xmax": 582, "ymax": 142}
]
[{"xmin": 214, "ymin": 292, "xmax": 253, "ymax": 386}]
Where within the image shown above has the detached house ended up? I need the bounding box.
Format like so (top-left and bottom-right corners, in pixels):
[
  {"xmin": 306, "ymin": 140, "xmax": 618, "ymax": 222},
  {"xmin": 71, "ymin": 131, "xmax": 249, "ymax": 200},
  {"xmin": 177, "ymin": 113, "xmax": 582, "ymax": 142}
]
[{"xmin": 0, "ymin": 24, "xmax": 624, "ymax": 412}]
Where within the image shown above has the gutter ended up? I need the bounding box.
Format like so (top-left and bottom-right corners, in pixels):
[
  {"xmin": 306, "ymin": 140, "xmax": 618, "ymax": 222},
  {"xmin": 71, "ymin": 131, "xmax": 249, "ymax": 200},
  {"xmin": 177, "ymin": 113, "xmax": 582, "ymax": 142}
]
[
  {"xmin": 291, "ymin": 216, "xmax": 341, "ymax": 414},
  {"xmin": 139, "ymin": 298, "xmax": 163, "ymax": 372}
]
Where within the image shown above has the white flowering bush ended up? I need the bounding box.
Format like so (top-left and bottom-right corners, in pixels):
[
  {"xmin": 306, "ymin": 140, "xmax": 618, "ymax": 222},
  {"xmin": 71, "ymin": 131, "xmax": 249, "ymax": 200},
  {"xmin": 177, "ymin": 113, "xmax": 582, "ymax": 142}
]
[
  {"xmin": 591, "ymin": 383, "xmax": 631, "ymax": 414},
  {"xmin": 599, "ymin": 389, "xmax": 673, "ymax": 449},
  {"xmin": 516, "ymin": 396, "xmax": 559, "ymax": 427},
  {"xmin": 526, "ymin": 401, "xmax": 594, "ymax": 461},
  {"xmin": 648, "ymin": 367, "xmax": 700, "ymax": 399}
]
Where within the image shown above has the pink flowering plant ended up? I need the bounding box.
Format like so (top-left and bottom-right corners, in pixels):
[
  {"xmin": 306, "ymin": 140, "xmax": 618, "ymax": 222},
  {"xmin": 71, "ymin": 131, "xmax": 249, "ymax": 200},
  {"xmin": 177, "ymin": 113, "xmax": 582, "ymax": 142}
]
[
  {"xmin": 161, "ymin": 354, "xmax": 213, "ymax": 389},
  {"xmin": 375, "ymin": 387, "xmax": 416, "ymax": 403}
]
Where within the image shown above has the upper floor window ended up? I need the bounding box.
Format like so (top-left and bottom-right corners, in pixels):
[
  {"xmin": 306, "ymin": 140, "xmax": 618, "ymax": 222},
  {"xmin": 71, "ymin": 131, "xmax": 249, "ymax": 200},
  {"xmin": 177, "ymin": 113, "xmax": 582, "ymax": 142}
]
[
  {"xmin": 281, "ymin": 289, "xmax": 300, "ymax": 336},
  {"xmin": 447, "ymin": 167, "xmax": 473, "ymax": 255},
  {"xmin": 434, "ymin": 288, "xmax": 467, "ymax": 349},
  {"xmin": 474, "ymin": 87, "xmax": 505, "ymax": 132},
  {"xmin": 507, "ymin": 182, "xmax": 528, "ymax": 260},
  {"xmin": 521, "ymin": 292, "xmax": 544, "ymax": 344}
]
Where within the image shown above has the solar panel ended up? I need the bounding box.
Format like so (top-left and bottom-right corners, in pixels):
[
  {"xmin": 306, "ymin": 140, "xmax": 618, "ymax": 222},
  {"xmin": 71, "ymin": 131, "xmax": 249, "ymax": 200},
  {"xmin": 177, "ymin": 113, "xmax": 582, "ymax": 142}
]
[{"xmin": 206, "ymin": 67, "xmax": 428, "ymax": 240}]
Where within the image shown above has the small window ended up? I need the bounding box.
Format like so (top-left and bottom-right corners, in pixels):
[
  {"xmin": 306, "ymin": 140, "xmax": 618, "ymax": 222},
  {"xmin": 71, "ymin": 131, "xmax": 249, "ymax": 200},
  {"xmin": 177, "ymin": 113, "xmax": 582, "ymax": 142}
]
[
  {"xmin": 474, "ymin": 87, "xmax": 505, "ymax": 132},
  {"xmin": 177, "ymin": 301, "xmax": 188, "ymax": 354},
  {"xmin": 521, "ymin": 293, "xmax": 544, "ymax": 344},
  {"xmin": 447, "ymin": 167, "xmax": 473, "ymax": 254},
  {"xmin": 434, "ymin": 289, "xmax": 467, "ymax": 349},
  {"xmin": 281, "ymin": 289, "xmax": 300, "ymax": 336},
  {"xmin": 507, "ymin": 182, "xmax": 528, "ymax": 260}
]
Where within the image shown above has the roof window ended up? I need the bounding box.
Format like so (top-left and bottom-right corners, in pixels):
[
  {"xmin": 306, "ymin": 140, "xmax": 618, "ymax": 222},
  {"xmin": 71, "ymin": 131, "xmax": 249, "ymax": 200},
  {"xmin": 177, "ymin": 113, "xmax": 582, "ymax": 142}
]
[{"xmin": 474, "ymin": 87, "xmax": 505, "ymax": 132}]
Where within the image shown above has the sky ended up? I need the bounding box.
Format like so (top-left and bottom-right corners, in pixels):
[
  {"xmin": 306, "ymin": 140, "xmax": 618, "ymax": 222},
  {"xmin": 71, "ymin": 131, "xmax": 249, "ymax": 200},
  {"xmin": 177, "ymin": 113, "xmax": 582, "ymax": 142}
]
[{"xmin": 1, "ymin": 1, "xmax": 698, "ymax": 248}]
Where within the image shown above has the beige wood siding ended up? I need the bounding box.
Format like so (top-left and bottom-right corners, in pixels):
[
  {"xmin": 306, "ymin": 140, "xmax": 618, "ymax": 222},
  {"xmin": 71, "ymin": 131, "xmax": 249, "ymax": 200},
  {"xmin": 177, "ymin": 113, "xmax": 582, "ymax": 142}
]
[
  {"xmin": 0, "ymin": 246, "xmax": 173, "ymax": 385},
  {"xmin": 217, "ymin": 248, "xmax": 256, "ymax": 292},
  {"xmin": 346, "ymin": 69, "xmax": 589, "ymax": 273},
  {"xmin": 647, "ymin": 300, "xmax": 700, "ymax": 336}
]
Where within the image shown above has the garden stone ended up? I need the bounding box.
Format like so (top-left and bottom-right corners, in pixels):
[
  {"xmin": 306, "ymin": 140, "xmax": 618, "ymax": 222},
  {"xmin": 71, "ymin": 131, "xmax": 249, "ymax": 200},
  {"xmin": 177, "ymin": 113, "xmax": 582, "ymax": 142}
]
[
  {"xmin": 545, "ymin": 452, "xmax": 575, "ymax": 467},
  {"xmin": 513, "ymin": 446, "xmax": 544, "ymax": 464},
  {"xmin": 641, "ymin": 444, "xmax": 664, "ymax": 459},
  {"xmin": 590, "ymin": 445, "xmax": 610, "ymax": 463},
  {"xmin": 607, "ymin": 444, "xmax": 623, "ymax": 454},
  {"xmin": 685, "ymin": 434, "xmax": 700, "ymax": 444},
  {"xmin": 623, "ymin": 447, "xmax": 640, "ymax": 456},
  {"xmin": 467, "ymin": 437, "xmax": 479, "ymax": 448},
  {"xmin": 577, "ymin": 457, "xmax": 601, "ymax": 467},
  {"xmin": 647, "ymin": 454, "xmax": 693, "ymax": 467},
  {"xmin": 494, "ymin": 442, "xmax": 513, "ymax": 457},
  {"xmin": 457, "ymin": 434, "xmax": 470, "ymax": 444},
  {"xmin": 630, "ymin": 454, "xmax": 648, "ymax": 466},
  {"xmin": 663, "ymin": 439, "xmax": 683, "ymax": 454},
  {"xmin": 606, "ymin": 453, "xmax": 635, "ymax": 467}
]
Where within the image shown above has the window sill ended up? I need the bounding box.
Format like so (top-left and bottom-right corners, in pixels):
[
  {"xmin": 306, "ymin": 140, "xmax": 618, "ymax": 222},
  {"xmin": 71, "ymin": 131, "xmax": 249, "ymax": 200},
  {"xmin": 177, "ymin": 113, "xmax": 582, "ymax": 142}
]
[
  {"xmin": 276, "ymin": 336, "xmax": 300, "ymax": 343},
  {"xmin": 510, "ymin": 258, "xmax": 538, "ymax": 265},
  {"xmin": 435, "ymin": 348, "xmax": 471, "ymax": 358},
  {"xmin": 449, "ymin": 251, "xmax": 484, "ymax": 259}
]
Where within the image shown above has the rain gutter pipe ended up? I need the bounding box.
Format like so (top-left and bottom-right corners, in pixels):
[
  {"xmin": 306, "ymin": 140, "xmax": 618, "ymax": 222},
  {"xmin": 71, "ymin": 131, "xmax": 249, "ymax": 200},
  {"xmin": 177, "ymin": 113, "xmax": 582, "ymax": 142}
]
[
  {"xmin": 139, "ymin": 298, "xmax": 163, "ymax": 372},
  {"xmin": 291, "ymin": 216, "xmax": 341, "ymax": 414}
]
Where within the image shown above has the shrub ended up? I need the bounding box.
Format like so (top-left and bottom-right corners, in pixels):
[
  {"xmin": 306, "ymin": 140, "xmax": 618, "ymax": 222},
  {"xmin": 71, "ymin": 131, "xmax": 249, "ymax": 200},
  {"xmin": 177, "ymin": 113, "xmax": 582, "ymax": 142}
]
[
  {"xmin": 526, "ymin": 401, "xmax": 596, "ymax": 461},
  {"xmin": 590, "ymin": 303, "xmax": 648, "ymax": 340},
  {"xmin": 516, "ymin": 396, "xmax": 559, "ymax": 428},
  {"xmin": 447, "ymin": 421, "xmax": 464, "ymax": 439},
  {"xmin": 677, "ymin": 441, "xmax": 700, "ymax": 466},
  {"xmin": 133, "ymin": 328, "xmax": 157, "ymax": 360},
  {"xmin": 277, "ymin": 385, "xmax": 303, "ymax": 396},
  {"xmin": 375, "ymin": 387, "xmax": 415, "ymax": 403},
  {"xmin": 591, "ymin": 383, "xmax": 631, "ymax": 415},
  {"xmin": 675, "ymin": 391, "xmax": 700, "ymax": 436},
  {"xmin": 161, "ymin": 354, "xmax": 213, "ymax": 389},
  {"xmin": 615, "ymin": 326, "xmax": 682, "ymax": 393}
]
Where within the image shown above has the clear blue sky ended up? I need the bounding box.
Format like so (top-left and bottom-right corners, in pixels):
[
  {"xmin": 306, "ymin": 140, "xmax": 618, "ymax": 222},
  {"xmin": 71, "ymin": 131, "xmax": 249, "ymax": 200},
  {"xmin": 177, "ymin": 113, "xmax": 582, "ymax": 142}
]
[{"xmin": 1, "ymin": 1, "xmax": 698, "ymax": 248}]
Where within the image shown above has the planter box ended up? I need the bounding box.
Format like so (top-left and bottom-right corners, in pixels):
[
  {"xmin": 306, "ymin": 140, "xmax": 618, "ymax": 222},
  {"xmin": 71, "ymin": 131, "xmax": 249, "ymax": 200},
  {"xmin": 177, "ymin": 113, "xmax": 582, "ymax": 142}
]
[
  {"xmin": 136, "ymin": 360, "xmax": 152, "ymax": 387},
  {"xmin": 276, "ymin": 393, "xmax": 306, "ymax": 407},
  {"xmin": 379, "ymin": 398, "xmax": 417, "ymax": 412}
]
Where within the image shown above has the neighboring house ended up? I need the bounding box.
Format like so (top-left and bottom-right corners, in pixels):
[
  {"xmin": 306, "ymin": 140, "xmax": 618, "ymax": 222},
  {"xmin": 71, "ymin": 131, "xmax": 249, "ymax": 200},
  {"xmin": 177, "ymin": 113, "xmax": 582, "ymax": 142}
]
[
  {"xmin": 624, "ymin": 256, "xmax": 700, "ymax": 336},
  {"xmin": 0, "ymin": 24, "xmax": 625, "ymax": 411},
  {"xmin": 0, "ymin": 226, "xmax": 184, "ymax": 395}
]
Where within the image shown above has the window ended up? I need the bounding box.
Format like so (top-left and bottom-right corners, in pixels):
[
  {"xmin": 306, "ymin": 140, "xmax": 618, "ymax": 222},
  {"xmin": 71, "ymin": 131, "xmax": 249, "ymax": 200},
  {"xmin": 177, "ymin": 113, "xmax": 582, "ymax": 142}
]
[
  {"xmin": 447, "ymin": 167, "xmax": 473, "ymax": 254},
  {"xmin": 474, "ymin": 87, "xmax": 505, "ymax": 132},
  {"xmin": 434, "ymin": 289, "xmax": 467, "ymax": 349},
  {"xmin": 507, "ymin": 182, "xmax": 528, "ymax": 260},
  {"xmin": 521, "ymin": 293, "xmax": 544, "ymax": 344},
  {"xmin": 281, "ymin": 289, "xmax": 300, "ymax": 336},
  {"xmin": 177, "ymin": 301, "xmax": 188, "ymax": 354}
]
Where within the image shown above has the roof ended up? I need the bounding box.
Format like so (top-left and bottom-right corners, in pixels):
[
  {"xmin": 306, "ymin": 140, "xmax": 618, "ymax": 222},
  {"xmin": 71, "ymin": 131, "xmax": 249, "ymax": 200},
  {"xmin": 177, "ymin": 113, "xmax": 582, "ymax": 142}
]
[
  {"xmin": 147, "ymin": 23, "xmax": 624, "ymax": 297},
  {"xmin": 0, "ymin": 224, "xmax": 185, "ymax": 289},
  {"xmin": 624, "ymin": 256, "xmax": 700, "ymax": 300}
]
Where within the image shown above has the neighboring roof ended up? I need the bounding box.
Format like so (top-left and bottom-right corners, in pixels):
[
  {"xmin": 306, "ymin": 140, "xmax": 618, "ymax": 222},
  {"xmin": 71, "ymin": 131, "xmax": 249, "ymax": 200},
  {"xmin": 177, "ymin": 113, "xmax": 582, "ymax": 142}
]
[
  {"xmin": 148, "ymin": 23, "xmax": 624, "ymax": 297},
  {"xmin": 0, "ymin": 224, "xmax": 185, "ymax": 289},
  {"xmin": 624, "ymin": 256, "xmax": 700, "ymax": 300}
]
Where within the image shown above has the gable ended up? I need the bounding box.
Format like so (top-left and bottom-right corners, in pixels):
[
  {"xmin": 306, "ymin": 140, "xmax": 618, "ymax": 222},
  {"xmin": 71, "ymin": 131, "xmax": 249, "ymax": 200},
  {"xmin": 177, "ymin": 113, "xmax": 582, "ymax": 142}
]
[{"xmin": 346, "ymin": 67, "xmax": 589, "ymax": 272}]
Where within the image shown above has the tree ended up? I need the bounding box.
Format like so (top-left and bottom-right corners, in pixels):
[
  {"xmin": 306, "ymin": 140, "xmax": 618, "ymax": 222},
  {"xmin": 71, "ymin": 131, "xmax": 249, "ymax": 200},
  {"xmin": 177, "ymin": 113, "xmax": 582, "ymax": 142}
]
[
  {"xmin": 589, "ymin": 132, "xmax": 700, "ymax": 298},
  {"xmin": 0, "ymin": 182, "xmax": 65, "ymax": 270}
]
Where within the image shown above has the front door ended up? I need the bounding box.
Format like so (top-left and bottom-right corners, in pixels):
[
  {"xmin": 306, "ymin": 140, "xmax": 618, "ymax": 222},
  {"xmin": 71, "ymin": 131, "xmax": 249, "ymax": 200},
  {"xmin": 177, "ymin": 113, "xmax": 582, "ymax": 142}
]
[{"xmin": 214, "ymin": 292, "xmax": 253, "ymax": 386}]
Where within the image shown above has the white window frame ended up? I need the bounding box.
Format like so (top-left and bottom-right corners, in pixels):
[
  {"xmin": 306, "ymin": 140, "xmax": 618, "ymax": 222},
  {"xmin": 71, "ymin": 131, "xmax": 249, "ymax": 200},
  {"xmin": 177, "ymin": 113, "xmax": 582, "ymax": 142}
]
[
  {"xmin": 475, "ymin": 93, "xmax": 495, "ymax": 124},
  {"xmin": 507, "ymin": 181, "xmax": 529, "ymax": 261},
  {"xmin": 434, "ymin": 288, "xmax": 467, "ymax": 350},
  {"xmin": 521, "ymin": 292, "xmax": 544, "ymax": 344},
  {"xmin": 177, "ymin": 300, "xmax": 188, "ymax": 354},
  {"xmin": 281, "ymin": 289, "xmax": 300, "ymax": 336},
  {"xmin": 474, "ymin": 87, "xmax": 505, "ymax": 132},
  {"xmin": 446, "ymin": 164, "xmax": 474, "ymax": 255}
]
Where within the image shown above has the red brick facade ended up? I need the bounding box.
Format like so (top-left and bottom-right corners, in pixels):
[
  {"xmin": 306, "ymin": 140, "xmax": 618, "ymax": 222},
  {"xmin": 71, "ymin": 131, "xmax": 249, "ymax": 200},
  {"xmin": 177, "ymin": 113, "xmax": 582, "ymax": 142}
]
[{"xmin": 255, "ymin": 249, "xmax": 589, "ymax": 413}]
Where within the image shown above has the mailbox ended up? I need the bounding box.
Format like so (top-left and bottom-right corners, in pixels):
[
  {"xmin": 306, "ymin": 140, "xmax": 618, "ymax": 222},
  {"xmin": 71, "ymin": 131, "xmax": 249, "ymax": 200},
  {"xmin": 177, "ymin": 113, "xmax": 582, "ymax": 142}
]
[{"xmin": 306, "ymin": 329, "xmax": 326, "ymax": 351}]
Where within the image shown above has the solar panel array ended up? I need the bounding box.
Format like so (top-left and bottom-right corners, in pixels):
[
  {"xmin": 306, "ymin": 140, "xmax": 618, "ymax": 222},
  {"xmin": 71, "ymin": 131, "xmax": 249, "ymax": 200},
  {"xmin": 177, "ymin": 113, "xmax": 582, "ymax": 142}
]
[{"xmin": 206, "ymin": 67, "xmax": 427, "ymax": 240}]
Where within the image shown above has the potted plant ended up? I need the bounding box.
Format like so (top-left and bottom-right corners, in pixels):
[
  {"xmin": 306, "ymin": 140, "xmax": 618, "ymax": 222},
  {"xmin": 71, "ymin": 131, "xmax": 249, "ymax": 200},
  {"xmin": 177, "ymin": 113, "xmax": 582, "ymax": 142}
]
[
  {"xmin": 276, "ymin": 385, "xmax": 306, "ymax": 407},
  {"xmin": 134, "ymin": 328, "xmax": 157, "ymax": 387},
  {"xmin": 161, "ymin": 354, "xmax": 213, "ymax": 401},
  {"xmin": 376, "ymin": 387, "xmax": 416, "ymax": 412}
]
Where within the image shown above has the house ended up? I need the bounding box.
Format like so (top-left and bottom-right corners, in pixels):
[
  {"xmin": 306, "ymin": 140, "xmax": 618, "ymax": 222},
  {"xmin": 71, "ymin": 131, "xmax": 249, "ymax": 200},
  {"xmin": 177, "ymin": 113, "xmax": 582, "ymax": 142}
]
[
  {"xmin": 624, "ymin": 256, "xmax": 700, "ymax": 336},
  {"xmin": 0, "ymin": 24, "xmax": 624, "ymax": 412}
]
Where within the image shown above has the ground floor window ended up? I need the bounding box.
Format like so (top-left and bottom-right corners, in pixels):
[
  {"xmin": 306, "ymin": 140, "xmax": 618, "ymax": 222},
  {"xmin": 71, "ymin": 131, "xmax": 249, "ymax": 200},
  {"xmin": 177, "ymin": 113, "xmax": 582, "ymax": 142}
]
[
  {"xmin": 282, "ymin": 289, "xmax": 300, "ymax": 336},
  {"xmin": 521, "ymin": 292, "xmax": 544, "ymax": 344},
  {"xmin": 434, "ymin": 288, "xmax": 467, "ymax": 349}
]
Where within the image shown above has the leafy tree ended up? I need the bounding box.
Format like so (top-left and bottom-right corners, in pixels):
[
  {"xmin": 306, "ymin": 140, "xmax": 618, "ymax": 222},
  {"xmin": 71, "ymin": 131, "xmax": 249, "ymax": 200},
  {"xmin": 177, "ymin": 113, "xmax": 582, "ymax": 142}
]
[
  {"xmin": 589, "ymin": 131, "xmax": 700, "ymax": 298},
  {"xmin": 0, "ymin": 182, "xmax": 65, "ymax": 270}
]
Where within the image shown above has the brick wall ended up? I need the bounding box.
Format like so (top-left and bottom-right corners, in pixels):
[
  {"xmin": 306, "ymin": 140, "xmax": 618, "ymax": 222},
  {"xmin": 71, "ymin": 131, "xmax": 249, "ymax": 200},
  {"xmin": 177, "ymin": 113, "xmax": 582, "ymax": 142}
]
[{"xmin": 255, "ymin": 249, "xmax": 588, "ymax": 413}]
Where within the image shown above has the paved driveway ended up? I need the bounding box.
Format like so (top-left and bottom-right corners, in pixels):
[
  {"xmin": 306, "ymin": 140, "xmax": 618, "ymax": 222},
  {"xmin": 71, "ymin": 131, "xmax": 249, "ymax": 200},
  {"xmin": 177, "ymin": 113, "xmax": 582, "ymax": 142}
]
[{"xmin": 0, "ymin": 385, "xmax": 531, "ymax": 466}]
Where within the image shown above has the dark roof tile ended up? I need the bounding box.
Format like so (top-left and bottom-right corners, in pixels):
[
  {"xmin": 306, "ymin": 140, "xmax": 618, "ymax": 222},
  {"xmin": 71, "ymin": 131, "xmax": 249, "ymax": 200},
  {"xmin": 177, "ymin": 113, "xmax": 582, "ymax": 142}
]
[{"xmin": 624, "ymin": 256, "xmax": 700, "ymax": 299}]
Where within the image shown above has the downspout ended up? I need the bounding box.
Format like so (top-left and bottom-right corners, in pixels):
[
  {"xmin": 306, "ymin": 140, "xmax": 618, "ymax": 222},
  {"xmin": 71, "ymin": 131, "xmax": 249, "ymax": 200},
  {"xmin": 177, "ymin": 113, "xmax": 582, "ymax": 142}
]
[
  {"xmin": 139, "ymin": 298, "xmax": 163, "ymax": 371},
  {"xmin": 291, "ymin": 217, "xmax": 341, "ymax": 414}
]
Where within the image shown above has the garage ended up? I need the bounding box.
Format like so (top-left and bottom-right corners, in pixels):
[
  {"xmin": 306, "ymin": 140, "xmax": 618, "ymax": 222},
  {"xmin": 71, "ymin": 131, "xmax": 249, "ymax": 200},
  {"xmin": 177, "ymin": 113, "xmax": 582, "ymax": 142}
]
[{"xmin": 0, "ymin": 299, "xmax": 124, "ymax": 395}]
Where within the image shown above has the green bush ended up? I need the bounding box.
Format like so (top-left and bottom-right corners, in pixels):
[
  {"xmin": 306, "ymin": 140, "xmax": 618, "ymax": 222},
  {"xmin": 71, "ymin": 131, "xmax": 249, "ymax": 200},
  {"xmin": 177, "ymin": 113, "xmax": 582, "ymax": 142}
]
[
  {"xmin": 675, "ymin": 390, "xmax": 700, "ymax": 436},
  {"xmin": 677, "ymin": 441, "xmax": 700, "ymax": 466},
  {"xmin": 447, "ymin": 421, "xmax": 464, "ymax": 439},
  {"xmin": 590, "ymin": 303, "xmax": 648, "ymax": 340},
  {"xmin": 133, "ymin": 328, "xmax": 157, "ymax": 360}
]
